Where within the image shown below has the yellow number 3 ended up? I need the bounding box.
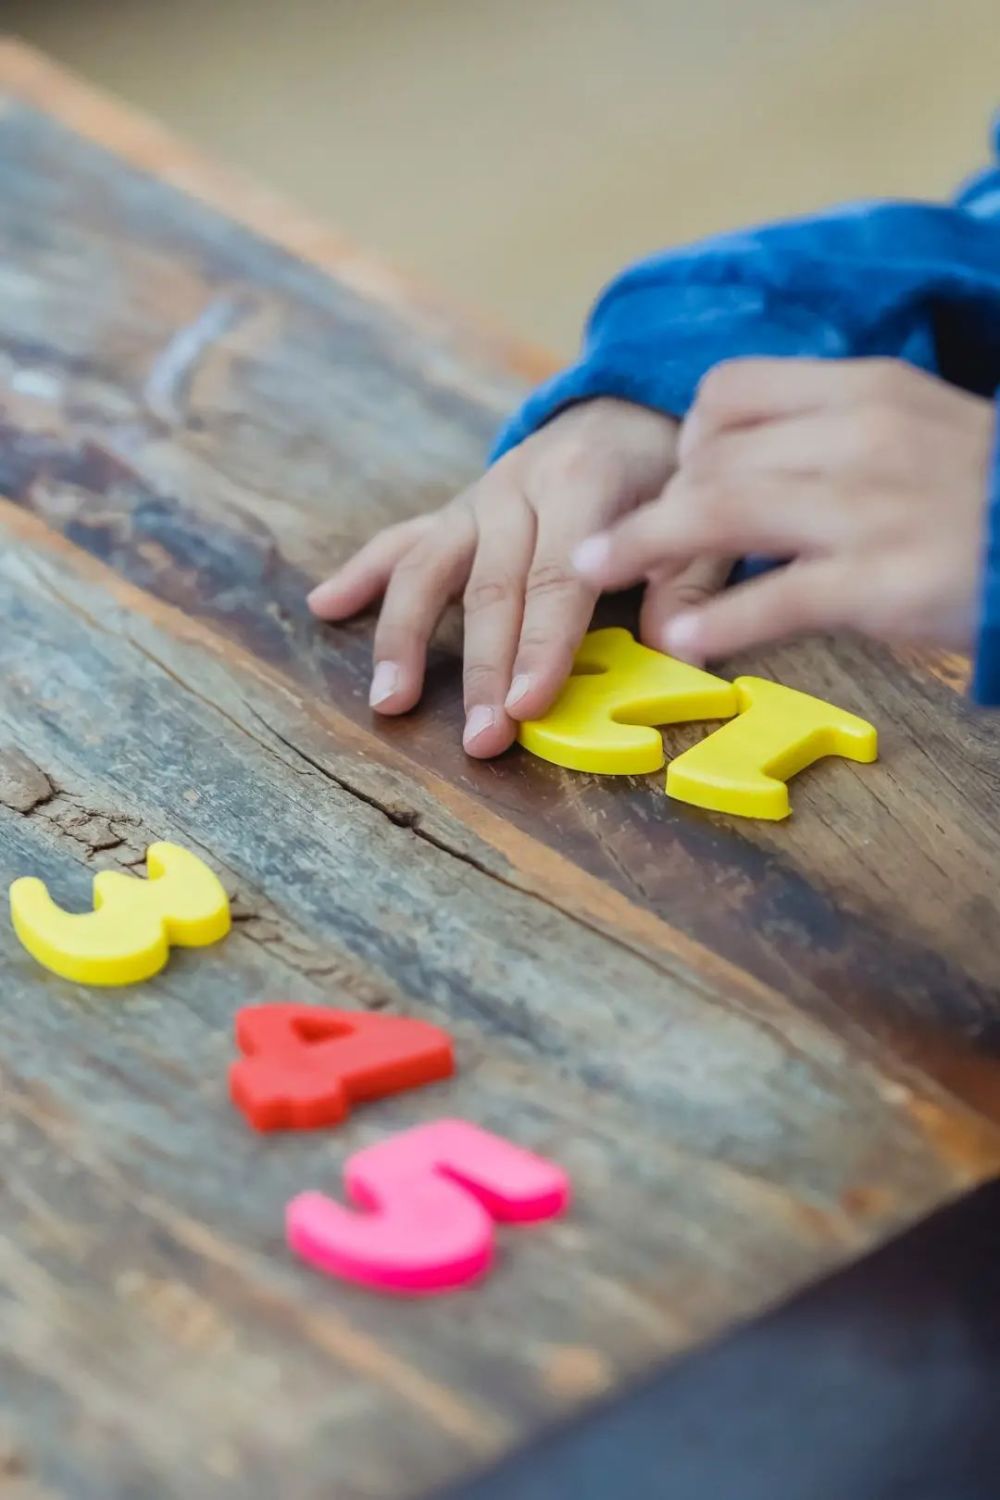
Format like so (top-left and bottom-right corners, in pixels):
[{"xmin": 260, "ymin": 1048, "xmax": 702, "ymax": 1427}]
[{"xmin": 10, "ymin": 842, "xmax": 231, "ymax": 986}]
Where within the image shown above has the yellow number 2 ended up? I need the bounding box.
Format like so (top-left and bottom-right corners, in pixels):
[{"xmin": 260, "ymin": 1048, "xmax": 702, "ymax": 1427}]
[
  {"xmin": 518, "ymin": 627, "xmax": 739, "ymax": 774},
  {"xmin": 10, "ymin": 842, "xmax": 231, "ymax": 986}
]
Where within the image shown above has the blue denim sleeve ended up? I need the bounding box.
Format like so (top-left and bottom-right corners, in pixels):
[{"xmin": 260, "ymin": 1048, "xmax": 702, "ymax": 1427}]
[
  {"xmin": 972, "ymin": 396, "xmax": 1000, "ymax": 705},
  {"xmin": 491, "ymin": 199, "xmax": 1000, "ymax": 460},
  {"xmin": 491, "ymin": 121, "xmax": 1000, "ymax": 462}
]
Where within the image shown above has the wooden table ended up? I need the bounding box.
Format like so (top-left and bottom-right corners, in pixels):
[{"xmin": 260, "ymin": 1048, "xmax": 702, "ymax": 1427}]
[{"xmin": 0, "ymin": 39, "xmax": 998, "ymax": 1500}]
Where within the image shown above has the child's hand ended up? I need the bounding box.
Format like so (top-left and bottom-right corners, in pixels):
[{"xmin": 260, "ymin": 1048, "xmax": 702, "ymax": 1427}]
[
  {"xmin": 309, "ymin": 398, "xmax": 732, "ymax": 757},
  {"xmin": 572, "ymin": 359, "xmax": 996, "ymax": 663}
]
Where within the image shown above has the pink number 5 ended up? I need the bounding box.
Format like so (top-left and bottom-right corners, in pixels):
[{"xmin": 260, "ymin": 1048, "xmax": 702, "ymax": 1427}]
[{"xmin": 286, "ymin": 1118, "xmax": 570, "ymax": 1295}]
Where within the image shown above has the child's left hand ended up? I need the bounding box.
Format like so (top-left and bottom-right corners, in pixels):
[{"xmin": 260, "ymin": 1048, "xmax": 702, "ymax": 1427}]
[{"xmin": 572, "ymin": 358, "xmax": 996, "ymax": 663}]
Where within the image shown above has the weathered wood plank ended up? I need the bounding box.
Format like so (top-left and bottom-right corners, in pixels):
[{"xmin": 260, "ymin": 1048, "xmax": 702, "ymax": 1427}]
[
  {"xmin": 3, "ymin": 513, "xmax": 993, "ymax": 1497},
  {"xmin": 0, "ymin": 42, "xmax": 999, "ymax": 1500}
]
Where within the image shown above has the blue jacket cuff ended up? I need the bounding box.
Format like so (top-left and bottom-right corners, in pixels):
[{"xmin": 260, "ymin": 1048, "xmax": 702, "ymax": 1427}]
[
  {"xmin": 972, "ymin": 394, "xmax": 1000, "ymax": 704},
  {"xmin": 489, "ymin": 360, "xmax": 695, "ymax": 462},
  {"xmin": 489, "ymin": 282, "xmax": 850, "ymax": 463}
]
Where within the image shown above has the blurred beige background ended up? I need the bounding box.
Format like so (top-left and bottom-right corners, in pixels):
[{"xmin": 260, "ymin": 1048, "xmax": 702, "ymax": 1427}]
[{"xmin": 6, "ymin": 0, "xmax": 998, "ymax": 353}]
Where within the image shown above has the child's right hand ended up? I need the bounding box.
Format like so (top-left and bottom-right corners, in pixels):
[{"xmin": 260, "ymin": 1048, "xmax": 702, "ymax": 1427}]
[
  {"xmin": 571, "ymin": 360, "xmax": 996, "ymax": 664},
  {"xmin": 308, "ymin": 398, "xmax": 732, "ymax": 757}
]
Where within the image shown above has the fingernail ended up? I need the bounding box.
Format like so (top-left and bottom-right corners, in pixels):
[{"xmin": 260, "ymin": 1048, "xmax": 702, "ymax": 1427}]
[
  {"xmin": 663, "ymin": 613, "xmax": 701, "ymax": 658},
  {"xmin": 505, "ymin": 673, "xmax": 533, "ymax": 711},
  {"xmin": 571, "ymin": 533, "xmax": 612, "ymax": 580},
  {"xmin": 463, "ymin": 705, "xmax": 496, "ymax": 747},
  {"xmin": 369, "ymin": 661, "xmax": 400, "ymax": 706}
]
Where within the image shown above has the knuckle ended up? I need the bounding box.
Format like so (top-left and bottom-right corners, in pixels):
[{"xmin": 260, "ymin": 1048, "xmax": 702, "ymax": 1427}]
[
  {"xmin": 517, "ymin": 625, "xmax": 550, "ymax": 652},
  {"xmin": 463, "ymin": 575, "xmax": 514, "ymax": 614},
  {"xmin": 525, "ymin": 560, "xmax": 580, "ymax": 600},
  {"xmin": 462, "ymin": 660, "xmax": 500, "ymax": 692}
]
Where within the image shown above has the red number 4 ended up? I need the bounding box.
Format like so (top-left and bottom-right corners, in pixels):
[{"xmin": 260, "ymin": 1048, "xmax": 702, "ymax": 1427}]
[{"xmin": 230, "ymin": 1003, "xmax": 454, "ymax": 1131}]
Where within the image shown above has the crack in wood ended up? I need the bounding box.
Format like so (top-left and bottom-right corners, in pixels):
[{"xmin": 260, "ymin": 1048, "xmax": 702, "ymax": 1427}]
[
  {"xmin": 238, "ymin": 709, "xmax": 838, "ymax": 1058},
  {"xmin": 21, "ymin": 792, "xmax": 146, "ymax": 864}
]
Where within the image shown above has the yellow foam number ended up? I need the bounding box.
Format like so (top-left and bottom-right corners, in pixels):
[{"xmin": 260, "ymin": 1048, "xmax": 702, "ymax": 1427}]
[
  {"xmin": 666, "ymin": 677, "xmax": 878, "ymax": 820},
  {"xmin": 518, "ymin": 627, "xmax": 739, "ymax": 774},
  {"xmin": 10, "ymin": 842, "xmax": 231, "ymax": 986}
]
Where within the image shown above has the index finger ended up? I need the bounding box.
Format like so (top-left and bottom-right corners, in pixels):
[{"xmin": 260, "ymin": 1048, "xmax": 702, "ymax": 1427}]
[{"xmin": 572, "ymin": 471, "xmax": 842, "ymax": 592}]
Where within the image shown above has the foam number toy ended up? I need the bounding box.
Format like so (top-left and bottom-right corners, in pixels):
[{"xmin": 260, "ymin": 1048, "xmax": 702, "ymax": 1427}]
[
  {"xmin": 287, "ymin": 1118, "xmax": 570, "ymax": 1295},
  {"xmin": 666, "ymin": 677, "xmax": 878, "ymax": 820},
  {"xmin": 518, "ymin": 626, "xmax": 738, "ymax": 774},
  {"xmin": 10, "ymin": 841, "xmax": 231, "ymax": 985},
  {"xmin": 230, "ymin": 1003, "xmax": 455, "ymax": 1131}
]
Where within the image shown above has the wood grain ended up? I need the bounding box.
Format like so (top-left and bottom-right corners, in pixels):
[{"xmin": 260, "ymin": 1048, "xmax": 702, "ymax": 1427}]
[{"xmin": 0, "ymin": 39, "xmax": 997, "ymax": 1500}]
